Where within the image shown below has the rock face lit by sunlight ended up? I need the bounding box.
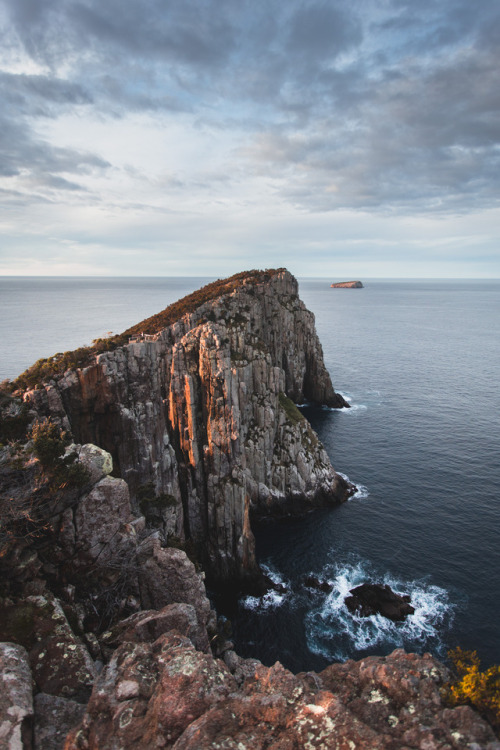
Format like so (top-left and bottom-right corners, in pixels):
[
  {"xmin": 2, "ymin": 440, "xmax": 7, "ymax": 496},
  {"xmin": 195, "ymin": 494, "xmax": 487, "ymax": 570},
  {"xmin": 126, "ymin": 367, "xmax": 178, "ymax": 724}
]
[{"xmin": 24, "ymin": 269, "xmax": 351, "ymax": 584}]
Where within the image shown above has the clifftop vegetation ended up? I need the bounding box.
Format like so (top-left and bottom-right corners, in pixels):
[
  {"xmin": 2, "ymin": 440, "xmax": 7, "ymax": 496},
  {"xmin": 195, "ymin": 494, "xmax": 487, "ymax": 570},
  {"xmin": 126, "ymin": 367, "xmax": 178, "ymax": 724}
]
[
  {"xmin": 446, "ymin": 647, "xmax": 500, "ymax": 733},
  {"xmin": 10, "ymin": 268, "xmax": 284, "ymax": 391}
]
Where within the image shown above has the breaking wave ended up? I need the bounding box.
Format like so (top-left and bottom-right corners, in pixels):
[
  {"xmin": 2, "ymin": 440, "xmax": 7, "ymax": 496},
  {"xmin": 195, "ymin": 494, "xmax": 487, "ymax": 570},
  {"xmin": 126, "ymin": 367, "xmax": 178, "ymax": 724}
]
[
  {"xmin": 339, "ymin": 472, "xmax": 369, "ymax": 500},
  {"xmin": 241, "ymin": 564, "xmax": 289, "ymax": 611},
  {"xmin": 305, "ymin": 560, "xmax": 454, "ymax": 662}
]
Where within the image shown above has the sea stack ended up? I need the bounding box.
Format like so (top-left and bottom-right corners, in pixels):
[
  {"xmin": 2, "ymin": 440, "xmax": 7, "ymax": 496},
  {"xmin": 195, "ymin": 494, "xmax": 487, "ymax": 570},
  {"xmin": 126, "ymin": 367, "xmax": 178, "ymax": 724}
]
[{"xmin": 330, "ymin": 280, "xmax": 364, "ymax": 288}]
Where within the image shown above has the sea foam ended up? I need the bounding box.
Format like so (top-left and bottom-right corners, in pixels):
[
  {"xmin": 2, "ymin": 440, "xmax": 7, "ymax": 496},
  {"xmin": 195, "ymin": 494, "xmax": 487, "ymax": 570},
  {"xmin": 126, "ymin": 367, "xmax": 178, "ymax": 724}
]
[
  {"xmin": 305, "ymin": 560, "xmax": 453, "ymax": 662},
  {"xmin": 241, "ymin": 564, "xmax": 289, "ymax": 611}
]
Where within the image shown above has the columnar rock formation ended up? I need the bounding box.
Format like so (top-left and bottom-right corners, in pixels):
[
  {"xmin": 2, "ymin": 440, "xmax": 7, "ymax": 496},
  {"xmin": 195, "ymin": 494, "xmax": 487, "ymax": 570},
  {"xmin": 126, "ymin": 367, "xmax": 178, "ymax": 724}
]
[{"xmin": 25, "ymin": 269, "xmax": 351, "ymax": 585}]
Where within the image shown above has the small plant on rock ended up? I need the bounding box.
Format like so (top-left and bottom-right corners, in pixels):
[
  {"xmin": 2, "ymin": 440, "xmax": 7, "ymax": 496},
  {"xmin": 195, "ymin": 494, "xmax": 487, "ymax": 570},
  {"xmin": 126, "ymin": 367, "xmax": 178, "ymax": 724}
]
[
  {"xmin": 30, "ymin": 419, "xmax": 89, "ymax": 490},
  {"xmin": 446, "ymin": 647, "xmax": 500, "ymax": 734}
]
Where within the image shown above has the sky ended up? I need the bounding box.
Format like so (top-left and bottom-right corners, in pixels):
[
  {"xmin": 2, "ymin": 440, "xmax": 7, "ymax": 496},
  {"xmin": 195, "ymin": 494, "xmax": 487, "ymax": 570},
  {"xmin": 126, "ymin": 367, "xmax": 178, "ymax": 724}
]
[{"xmin": 0, "ymin": 0, "xmax": 499, "ymax": 278}]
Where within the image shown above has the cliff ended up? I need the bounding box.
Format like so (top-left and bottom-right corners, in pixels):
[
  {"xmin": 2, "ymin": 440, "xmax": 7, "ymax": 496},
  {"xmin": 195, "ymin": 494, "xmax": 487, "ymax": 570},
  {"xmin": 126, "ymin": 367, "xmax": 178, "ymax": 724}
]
[
  {"xmin": 23, "ymin": 269, "xmax": 351, "ymax": 586},
  {"xmin": 1, "ymin": 271, "xmax": 499, "ymax": 748},
  {"xmin": 330, "ymin": 280, "xmax": 363, "ymax": 288}
]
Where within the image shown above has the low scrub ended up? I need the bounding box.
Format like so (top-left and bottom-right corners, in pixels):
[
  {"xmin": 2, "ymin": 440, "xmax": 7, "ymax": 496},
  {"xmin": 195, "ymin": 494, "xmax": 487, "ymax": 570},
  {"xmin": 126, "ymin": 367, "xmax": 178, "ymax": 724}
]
[
  {"xmin": 278, "ymin": 392, "xmax": 304, "ymax": 425},
  {"xmin": 446, "ymin": 647, "xmax": 500, "ymax": 734},
  {"xmin": 12, "ymin": 268, "xmax": 283, "ymax": 390}
]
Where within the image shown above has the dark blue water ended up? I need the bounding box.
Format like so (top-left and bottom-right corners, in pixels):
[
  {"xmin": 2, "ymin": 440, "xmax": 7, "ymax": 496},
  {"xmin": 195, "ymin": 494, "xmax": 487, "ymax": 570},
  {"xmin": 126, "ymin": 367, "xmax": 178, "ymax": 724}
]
[
  {"xmin": 231, "ymin": 280, "xmax": 500, "ymax": 672},
  {"xmin": 1, "ymin": 277, "xmax": 499, "ymax": 671}
]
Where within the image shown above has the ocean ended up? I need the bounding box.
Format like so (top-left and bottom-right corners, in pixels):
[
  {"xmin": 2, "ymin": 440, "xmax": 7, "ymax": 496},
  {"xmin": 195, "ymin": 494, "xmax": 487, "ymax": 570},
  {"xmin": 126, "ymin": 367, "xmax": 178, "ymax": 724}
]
[{"xmin": 1, "ymin": 276, "xmax": 499, "ymax": 672}]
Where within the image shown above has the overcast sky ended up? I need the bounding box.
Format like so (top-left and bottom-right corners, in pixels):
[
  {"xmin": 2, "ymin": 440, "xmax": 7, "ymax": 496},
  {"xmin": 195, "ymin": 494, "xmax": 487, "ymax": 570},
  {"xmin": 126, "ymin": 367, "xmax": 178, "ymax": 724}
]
[{"xmin": 1, "ymin": 0, "xmax": 499, "ymax": 278}]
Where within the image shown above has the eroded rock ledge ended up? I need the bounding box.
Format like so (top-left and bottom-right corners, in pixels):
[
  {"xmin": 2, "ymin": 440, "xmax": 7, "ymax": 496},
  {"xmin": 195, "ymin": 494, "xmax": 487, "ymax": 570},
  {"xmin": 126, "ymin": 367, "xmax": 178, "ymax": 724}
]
[{"xmin": 24, "ymin": 269, "xmax": 351, "ymax": 585}]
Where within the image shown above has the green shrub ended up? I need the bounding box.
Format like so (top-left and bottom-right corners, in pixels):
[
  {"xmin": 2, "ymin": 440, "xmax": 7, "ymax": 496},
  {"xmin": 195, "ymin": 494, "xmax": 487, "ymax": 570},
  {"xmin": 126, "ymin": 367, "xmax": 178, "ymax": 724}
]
[
  {"xmin": 30, "ymin": 419, "xmax": 89, "ymax": 489},
  {"xmin": 137, "ymin": 482, "xmax": 177, "ymax": 523}
]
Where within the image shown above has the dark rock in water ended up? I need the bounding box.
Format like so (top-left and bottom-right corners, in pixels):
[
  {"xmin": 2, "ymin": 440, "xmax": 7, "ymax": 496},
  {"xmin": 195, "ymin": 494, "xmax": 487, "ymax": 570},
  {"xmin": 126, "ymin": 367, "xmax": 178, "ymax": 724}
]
[
  {"xmin": 344, "ymin": 583, "xmax": 415, "ymax": 621},
  {"xmin": 303, "ymin": 575, "xmax": 334, "ymax": 593}
]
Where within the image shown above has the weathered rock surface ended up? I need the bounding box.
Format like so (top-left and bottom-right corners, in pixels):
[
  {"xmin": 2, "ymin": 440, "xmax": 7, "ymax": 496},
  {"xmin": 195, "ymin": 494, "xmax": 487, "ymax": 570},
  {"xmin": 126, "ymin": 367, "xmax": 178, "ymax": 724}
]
[
  {"xmin": 1, "ymin": 594, "xmax": 96, "ymax": 702},
  {"xmin": 136, "ymin": 538, "xmax": 213, "ymax": 641},
  {"xmin": 1, "ymin": 443, "xmax": 499, "ymax": 749},
  {"xmin": 101, "ymin": 602, "xmax": 210, "ymax": 654},
  {"xmin": 65, "ymin": 633, "xmax": 237, "ymax": 749},
  {"xmin": 0, "ymin": 642, "xmax": 33, "ymax": 750},
  {"xmin": 25, "ymin": 269, "xmax": 352, "ymax": 584},
  {"xmin": 34, "ymin": 693, "xmax": 85, "ymax": 750},
  {"xmin": 71, "ymin": 443, "xmax": 113, "ymax": 486},
  {"xmin": 345, "ymin": 582, "xmax": 415, "ymax": 621},
  {"xmin": 65, "ymin": 637, "xmax": 500, "ymax": 750}
]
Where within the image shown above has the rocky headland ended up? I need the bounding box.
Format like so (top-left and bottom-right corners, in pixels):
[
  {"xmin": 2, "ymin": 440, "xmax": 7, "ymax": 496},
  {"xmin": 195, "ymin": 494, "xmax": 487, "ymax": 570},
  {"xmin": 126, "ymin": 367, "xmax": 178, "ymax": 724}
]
[
  {"xmin": 330, "ymin": 281, "xmax": 364, "ymax": 288},
  {"xmin": 21, "ymin": 268, "xmax": 351, "ymax": 586},
  {"xmin": 1, "ymin": 268, "xmax": 498, "ymax": 749}
]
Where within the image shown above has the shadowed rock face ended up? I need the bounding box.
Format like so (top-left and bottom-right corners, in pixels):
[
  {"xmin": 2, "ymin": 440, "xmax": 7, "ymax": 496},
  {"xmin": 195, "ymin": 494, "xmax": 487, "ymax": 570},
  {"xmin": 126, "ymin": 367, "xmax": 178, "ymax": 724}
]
[{"xmin": 25, "ymin": 269, "xmax": 351, "ymax": 585}]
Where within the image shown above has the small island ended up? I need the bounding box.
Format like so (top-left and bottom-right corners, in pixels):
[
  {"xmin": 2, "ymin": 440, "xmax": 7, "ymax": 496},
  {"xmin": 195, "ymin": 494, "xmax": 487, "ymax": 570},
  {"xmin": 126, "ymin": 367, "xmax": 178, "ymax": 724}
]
[{"xmin": 331, "ymin": 280, "xmax": 363, "ymax": 288}]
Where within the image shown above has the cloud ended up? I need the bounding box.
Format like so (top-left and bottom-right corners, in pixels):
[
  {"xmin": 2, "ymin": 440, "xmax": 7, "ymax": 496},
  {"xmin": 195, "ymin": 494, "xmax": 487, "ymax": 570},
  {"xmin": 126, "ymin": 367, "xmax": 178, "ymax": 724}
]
[{"xmin": 0, "ymin": 0, "xmax": 499, "ymax": 276}]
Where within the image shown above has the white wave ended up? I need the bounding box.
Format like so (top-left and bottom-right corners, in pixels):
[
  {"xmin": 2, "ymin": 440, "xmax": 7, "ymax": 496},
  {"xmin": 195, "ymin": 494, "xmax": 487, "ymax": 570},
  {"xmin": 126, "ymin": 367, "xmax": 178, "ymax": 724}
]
[
  {"xmin": 242, "ymin": 588, "xmax": 287, "ymax": 610},
  {"xmin": 339, "ymin": 473, "xmax": 370, "ymax": 500},
  {"xmin": 241, "ymin": 564, "xmax": 289, "ymax": 611},
  {"xmin": 305, "ymin": 561, "xmax": 453, "ymax": 662},
  {"xmin": 342, "ymin": 403, "xmax": 368, "ymax": 414},
  {"xmin": 321, "ymin": 393, "xmax": 368, "ymax": 413}
]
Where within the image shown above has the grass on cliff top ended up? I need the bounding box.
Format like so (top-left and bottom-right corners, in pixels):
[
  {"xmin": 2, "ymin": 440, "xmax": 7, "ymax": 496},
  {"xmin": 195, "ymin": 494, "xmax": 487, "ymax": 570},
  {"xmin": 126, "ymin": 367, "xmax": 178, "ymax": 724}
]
[{"xmin": 11, "ymin": 268, "xmax": 285, "ymax": 391}]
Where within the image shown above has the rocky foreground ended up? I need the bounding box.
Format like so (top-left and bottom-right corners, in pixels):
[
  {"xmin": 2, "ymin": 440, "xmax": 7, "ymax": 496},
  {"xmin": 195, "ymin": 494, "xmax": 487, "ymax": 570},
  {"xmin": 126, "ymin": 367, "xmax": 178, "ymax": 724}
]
[
  {"xmin": 0, "ymin": 443, "xmax": 498, "ymax": 749},
  {"xmin": 1, "ymin": 269, "xmax": 498, "ymax": 748}
]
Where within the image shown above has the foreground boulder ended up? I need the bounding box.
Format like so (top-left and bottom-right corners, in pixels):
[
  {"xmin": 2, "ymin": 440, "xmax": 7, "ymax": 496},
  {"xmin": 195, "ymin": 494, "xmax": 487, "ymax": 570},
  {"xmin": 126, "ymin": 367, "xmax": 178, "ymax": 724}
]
[
  {"xmin": 345, "ymin": 583, "xmax": 415, "ymax": 621},
  {"xmin": 1, "ymin": 594, "xmax": 96, "ymax": 702},
  {"xmin": 0, "ymin": 643, "xmax": 33, "ymax": 749},
  {"xmin": 65, "ymin": 639, "xmax": 500, "ymax": 750}
]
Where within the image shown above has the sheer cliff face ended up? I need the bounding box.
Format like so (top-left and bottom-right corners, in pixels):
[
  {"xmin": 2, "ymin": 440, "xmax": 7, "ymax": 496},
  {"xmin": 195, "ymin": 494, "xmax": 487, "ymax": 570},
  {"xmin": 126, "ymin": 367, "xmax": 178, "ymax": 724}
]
[{"xmin": 27, "ymin": 270, "xmax": 350, "ymax": 583}]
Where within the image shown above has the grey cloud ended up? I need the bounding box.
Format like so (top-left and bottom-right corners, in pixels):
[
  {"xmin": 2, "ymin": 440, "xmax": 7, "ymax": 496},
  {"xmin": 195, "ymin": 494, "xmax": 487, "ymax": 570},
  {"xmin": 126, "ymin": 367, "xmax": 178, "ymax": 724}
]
[
  {"xmin": 1, "ymin": 0, "xmax": 500, "ymax": 217},
  {"xmin": 0, "ymin": 72, "xmax": 92, "ymax": 117},
  {"xmin": 5, "ymin": 0, "xmax": 237, "ymax": 69},
  {"xmin": 287, "ymin": 2, "xmax": 362, "ymax": 60},
  {"xmin": 245, "ymin": 40, "xmax": 500, "ymax": 215},
  {"xmin": 0, "ymin": 111, "xmax": 109, "ymax": 198}
]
